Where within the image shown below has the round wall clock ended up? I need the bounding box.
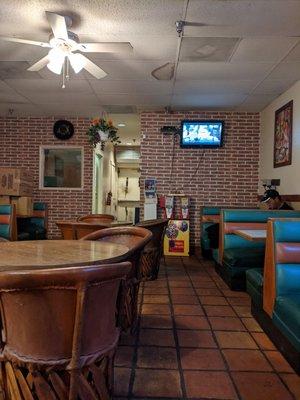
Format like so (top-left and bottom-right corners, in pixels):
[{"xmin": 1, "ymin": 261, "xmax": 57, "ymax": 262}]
[{"xmin": 53, "ymin": 120, "xmax": 74, "ymax": 140}]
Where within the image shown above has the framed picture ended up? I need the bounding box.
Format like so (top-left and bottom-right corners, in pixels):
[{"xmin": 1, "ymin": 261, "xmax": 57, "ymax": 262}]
[{"xmin": 274, "ymin": 100, "xmax": 293, "ymax": 168}]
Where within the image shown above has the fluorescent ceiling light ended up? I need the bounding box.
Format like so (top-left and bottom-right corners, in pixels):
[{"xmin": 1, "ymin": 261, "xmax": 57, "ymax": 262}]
[{"xmin": 118, "ymin": 123, "xmax": 126, "ymax": 127}]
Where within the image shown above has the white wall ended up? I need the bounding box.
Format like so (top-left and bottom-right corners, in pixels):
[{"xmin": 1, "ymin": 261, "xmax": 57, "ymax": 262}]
[
  {"xmin": 260, "ymin": 81, "xmax": 300, "ymax": 197},
  {"xmin": 93, "ymin": 142, "xmax": 118, "ymax": 217}
]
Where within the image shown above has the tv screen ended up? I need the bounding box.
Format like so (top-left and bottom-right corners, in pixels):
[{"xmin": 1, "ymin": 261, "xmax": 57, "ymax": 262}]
[{"xmin": 180, "ymin": 120, "xmax": 224, "ymax": 148}]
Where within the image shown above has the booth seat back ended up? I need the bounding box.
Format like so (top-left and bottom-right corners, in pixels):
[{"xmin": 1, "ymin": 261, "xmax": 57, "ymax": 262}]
[
  {"xmin": 264, "ymin": 218, "xmax": 300, "ymax": 316},
  {"xmin": 31, "ymin": 202, "xmax": 48, "ymax": 230},
  {"xmin": 200, "ymin": 207, "xmax": 221, "ymax": 253},
  {"xmin": 219, "ymin": 209, "xmax": 300, "ymax": 264},
  {"xmin": 0, "ymin": 204, "xmax": 17, "ymax": 241}
]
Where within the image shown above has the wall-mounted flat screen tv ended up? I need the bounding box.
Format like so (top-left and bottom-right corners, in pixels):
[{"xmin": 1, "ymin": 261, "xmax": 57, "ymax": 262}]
[{"xmin": 180, "ymin": 120, "xmax": 224, "ymax": 148}]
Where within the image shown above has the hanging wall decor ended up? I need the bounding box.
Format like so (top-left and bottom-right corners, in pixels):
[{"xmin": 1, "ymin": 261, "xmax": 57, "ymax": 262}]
[{"xmin": 274, "ymin": 100, "xmax": 293, "ymax": 168}]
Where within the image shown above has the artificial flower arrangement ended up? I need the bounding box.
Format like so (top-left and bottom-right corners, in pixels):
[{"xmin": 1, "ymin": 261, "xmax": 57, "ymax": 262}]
[{"xmin": 87, "ymin": 117, "xmax": 121, "ymax": 149}]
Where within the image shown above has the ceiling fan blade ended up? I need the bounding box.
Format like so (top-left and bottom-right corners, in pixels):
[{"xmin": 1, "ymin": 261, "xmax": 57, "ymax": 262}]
[
  {"xmin": 151, "ymin": 62, "xmax": 175, "ymax": 81},
  {"xmin": 0, "ymin": 36, "xmax": 50, "ymax": 47},
  {"xmin": 27, "ymin": 55, "xmax": 49, "ymax": 71},
  {"xmin": 46, "ymin": 11, "xmax": 68, "ymax": 40},
  {"xmin": 79, "ymin": 42, "xmax": 133, "ymax": 53},
  {"xmin": 78, "ymin": 54, "xmax": 107, "ymax": 79}
]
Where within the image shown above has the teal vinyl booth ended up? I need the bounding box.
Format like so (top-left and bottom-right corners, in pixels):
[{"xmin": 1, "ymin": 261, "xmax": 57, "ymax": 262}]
[
  {"xmin": 17, "ymin": 202, "xmax": 48, "ymax": 240},
  {"xmin": 200, "ymin": 207, "xmax": 220, "ymax": 258},
  {"xmin": 251, "ymin": 218, "xmax": 300, "ymax": 374},
  {"xmin": 217, "ymin": 209, "xmax": 300, "ymax": 291}
]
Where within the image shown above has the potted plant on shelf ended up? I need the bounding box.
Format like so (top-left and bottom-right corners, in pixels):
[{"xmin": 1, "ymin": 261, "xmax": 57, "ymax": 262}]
[{"xmin": 87, "ymin": 117, "xmax": 121, "ymax": 149}]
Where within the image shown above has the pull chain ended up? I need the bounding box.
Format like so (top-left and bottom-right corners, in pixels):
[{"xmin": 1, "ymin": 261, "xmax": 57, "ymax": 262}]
[{"xmin": 62, "ymin": 57, "xmax": 66, "ymax": 89}]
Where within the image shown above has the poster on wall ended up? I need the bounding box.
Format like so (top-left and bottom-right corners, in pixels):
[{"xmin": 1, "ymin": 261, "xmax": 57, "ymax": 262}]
[
  {"xmin": 164, "ymin": 219, "xmax": 189, "ymax": 256},
  {"xmin": 144, "ymin": 177, "xmax": 157, "ymax": 203},
  {"xmin": 274, "ymin": 100, "xmax": 293, "ymax": 168}
]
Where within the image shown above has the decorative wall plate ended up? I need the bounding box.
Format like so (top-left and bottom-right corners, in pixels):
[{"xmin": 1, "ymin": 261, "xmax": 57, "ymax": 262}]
[{"xmin": 53, "ymin": 120, "xmax": 74, "ymax": 140}]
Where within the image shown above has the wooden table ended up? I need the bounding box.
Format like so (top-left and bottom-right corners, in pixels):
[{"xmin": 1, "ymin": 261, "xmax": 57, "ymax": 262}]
[
  {"xmin": 234, "ymin": 229, "xmax": 266, "ymax": 242},
  {"xmin": 0, "ymin": 240, "xmax": 129, "ymax": 271}
]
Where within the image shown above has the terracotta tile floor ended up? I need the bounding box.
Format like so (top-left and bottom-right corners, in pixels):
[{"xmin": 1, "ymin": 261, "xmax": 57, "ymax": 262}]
[{"xmin": 114, "ymin": 255, "xmax": 300, "ymax": 400}]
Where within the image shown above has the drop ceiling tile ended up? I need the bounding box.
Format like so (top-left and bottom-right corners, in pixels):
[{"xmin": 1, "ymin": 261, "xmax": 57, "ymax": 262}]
[
  {"xmin": 231, "ymin": 37, "xmax": 298, "ymax": 62},
  {"xmin": 92, "ymin": 80, "xmax": 172, "ymax": 94},
  {"xmin": 0, "ymin": 61, "xmax": 41, "ymax": 79},
  {"xmin": 0, "ymin": 103, "xmax": 45, "ymax": 116},
  {"xmin": 284, "ymin": 42, "xmax": 300, "ymax": 62},
  {"xmin": 0, "ymin": 80, "xmax": 20, "ymax": 93},
  {"xmin": 236, "ymin": 103, "xmax": 269, "ymax": 112},
  {"xmin": 25, "ymin": 93, "xmax": 99, "ymax": 105},
  {"xmin": 252, "ymin": 79, "xmax": 296, "ymax": 95},
  {"xmin": 96, "ymin": 94, "xmax": 171, "ymax": 106},
  {"xmin": 180, "ymin": 37, "xmax": 240, "ymax": 62},
  {"xmin": 267, "ymin": 62, "xmax": 300, "ymax": 80},
  {"xmin": 177, "ymin": 62, "xmax": 273, "ymax": 80},
  {"xmin": 0, "ymin": 1, "xmax": 184, "ymax": 38},
  {"xmin": 174, "ymin": 79, "xmax": 256, "ymax": 95},
  {"xmin": 0, "ymin": 41, "xmax": 48, "ymax": 61},
  {"xmin": 186, "ymin": 0, "xmax": 300, "ymax": 37},
  {"xmin": 86, "ymin": 35, "xmax": 178, "ymax": 61},
  {"xmin": 103, "ymin": 105, "xmax": 137, "ymax": 114},
  {"xmin": 4, "ymin": 79, "xmax": 94, "ymax": 95},
  {"xmin": 84, "ymin": 60, "xmax": 171, "ymax": 80},
  {"xmin": 171, "ymin": 94, "xmax": 247, "ymax": 108},
  {"xmin": 0, "ymin": 92, "xmax": 30, "ymax": 104},
  {"xmin": 38, "ymin": 104, "xmax": 104, "ymax": 118},
  {"xmin": 242, "ymin": 94, "xmax": 277, "ymax": 104}
]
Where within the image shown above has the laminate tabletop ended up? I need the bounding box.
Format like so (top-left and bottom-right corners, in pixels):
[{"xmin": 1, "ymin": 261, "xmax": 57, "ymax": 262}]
[
  {"xmin": 0, "ymin": 240, "xmax": 129, "ymax": 271},
  {"xmin": 234, "ymin": 229, "xmax": 266, "ymax": 242}
]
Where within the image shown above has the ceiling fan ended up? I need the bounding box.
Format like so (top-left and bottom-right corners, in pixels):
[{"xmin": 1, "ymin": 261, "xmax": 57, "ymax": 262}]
[{"xmin": 0, "ymin": 11, "xmax": 133, "ymax": 87}]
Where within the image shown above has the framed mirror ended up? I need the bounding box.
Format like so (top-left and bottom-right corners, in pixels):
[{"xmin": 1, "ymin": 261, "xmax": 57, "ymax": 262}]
[{"xmin": 39, "ymin": 146, "xmax": 84, "ymax": 189}]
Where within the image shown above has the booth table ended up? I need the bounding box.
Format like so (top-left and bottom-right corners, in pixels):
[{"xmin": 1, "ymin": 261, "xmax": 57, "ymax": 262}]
[
  {"xmin": 234, "ymin": 229, "xmax": 266, "ymax": 242},
  {"xmin": 0, "ymin": 240, "xmax": 129, "ymax": 271}
]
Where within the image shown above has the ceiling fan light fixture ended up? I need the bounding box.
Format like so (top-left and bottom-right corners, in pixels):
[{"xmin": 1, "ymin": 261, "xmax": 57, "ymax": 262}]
[
  {"xmin": 68, "ymin": 53, "xmax": 85, "ymax": 73},
  {"xmin": 47, "ymin": 48, "xmax": 65, "ymax": 74}
]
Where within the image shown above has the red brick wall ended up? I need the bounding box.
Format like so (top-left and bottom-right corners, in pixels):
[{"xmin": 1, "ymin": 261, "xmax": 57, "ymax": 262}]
[
  {"xmin": 0, "ymin": 117, "xmax": 93, "ymax": 238},
  {"xmin": 140, "ymin": 111, "xmax": 260, "ymax": 246}
]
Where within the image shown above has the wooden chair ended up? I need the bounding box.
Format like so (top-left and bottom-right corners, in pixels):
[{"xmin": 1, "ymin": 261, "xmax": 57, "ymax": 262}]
[
  {"xmin": 0, "ymin": 204, "xmax": 17, "ymax": 241},
  {"xmin": 56, "ymin": 220, "xmax": 76, "ymax": 239},
  {"xmin": 0, "ymin": 261, "xmax": 131, "ymax": 399},
  {"xmin": 137, "ymin": 219, "xmax": 168, "ymax": 280},
  {"xmin": 74, "ymin": 222, "xmax": 111, "ymax": 240},
  {"xmin": 81, "ymin": 227, "xmax": 152, "ymax": 331},
  {"xmin": 77, "ymin": 214, "xmax": 115, "ymax": 223}
]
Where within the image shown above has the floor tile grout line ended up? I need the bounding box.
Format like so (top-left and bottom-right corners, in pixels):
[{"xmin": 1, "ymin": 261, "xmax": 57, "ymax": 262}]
[
  {"xmin": 192, "ymin": 255, "xmax": 298, "ymax": 400},
  {"xmin": 165, "ymin": 257, "xmax": 188, "ymax": 399},
  {"xmin": 181, "ymin": 255, "xmax": 244, "ymax": 400},
  {"xmin": 126, "ymin": 279, "xmax": 145, "ymax": 399}
]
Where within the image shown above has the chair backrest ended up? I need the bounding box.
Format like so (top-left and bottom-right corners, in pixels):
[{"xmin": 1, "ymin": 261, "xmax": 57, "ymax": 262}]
[
  {"xmin": 219, "ymin": 209, "xmax": 300, "ymax": 263},
  {"xmin": 0, "ymin": 204, "xmax": 17, "ymax": 241},
  {"xmin": 74, "ymin": 222, "xmax": 111, "ymax": 240},
  {"xmin": 81, "ymin": 227, "xmax": 152, "ymax": 279},
  {"xmin": 31, "ymin": 202, "xmax": 48, "ymax": 232},
  {"xmin": 0, "ymin": 262, "xmax": 131, "ymax": 367},
  {"xmin": 137, "ymin": 219, "xmax": 168, "ymax": 249},
  {"xmin": 77, "ymin": 214, "xmax": 115, "ymax": 223},
  {"xmin": 56, "ymin": 221, "xmax": 76, "ymax": 239},
  {"xmin": 263, "ymin": 218, "xmax": 300, "ymax": 316}
]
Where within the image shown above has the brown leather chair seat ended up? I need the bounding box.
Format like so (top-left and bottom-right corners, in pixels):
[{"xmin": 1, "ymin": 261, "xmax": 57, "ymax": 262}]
[
  {"xmin": 0, "ymin": 261, "xmax": 131, "ymax": 399},
  {"xmin": 81, "ymin": 226, "xmax": 152, "ymax": 332}
]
